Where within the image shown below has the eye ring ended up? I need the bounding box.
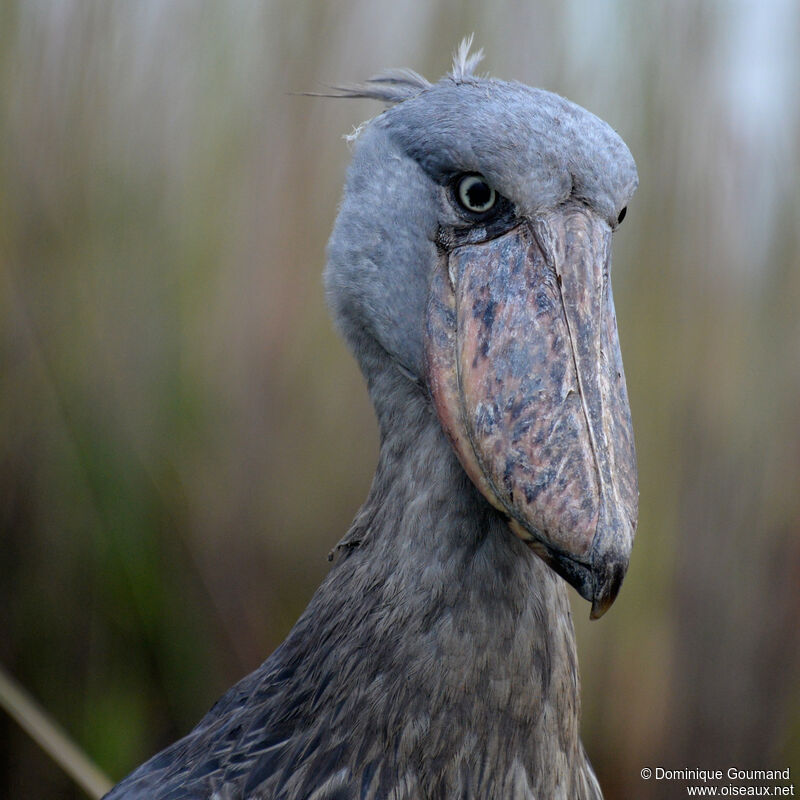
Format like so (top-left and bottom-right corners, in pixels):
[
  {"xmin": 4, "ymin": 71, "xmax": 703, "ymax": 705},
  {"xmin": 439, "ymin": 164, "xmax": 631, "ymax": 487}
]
[{"xmin": 456, "ymin": 174, "xmax": 497, "ymax": 214}]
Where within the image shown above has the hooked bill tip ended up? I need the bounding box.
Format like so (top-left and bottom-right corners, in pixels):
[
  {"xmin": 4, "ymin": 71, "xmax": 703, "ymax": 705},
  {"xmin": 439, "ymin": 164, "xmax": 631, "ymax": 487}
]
[
  {"xmin": 588, "ymin": 556, "xmax": 627, "ymax": 620},
  {"xmin": 524, "ymin": 531, "xmax": 629, "ymax": 620},
  {"xmin": 590, "ymin": 596, "xmax": 613, "ymax": 620}
]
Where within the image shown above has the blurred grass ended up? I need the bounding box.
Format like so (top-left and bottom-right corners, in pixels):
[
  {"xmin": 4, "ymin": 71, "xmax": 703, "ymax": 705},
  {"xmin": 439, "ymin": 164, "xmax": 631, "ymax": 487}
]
[
  {"xmin": 0, "ymin": 1, "xmax": 798, "ymax": 797},
  {"xmin": 0, "ymin": 664, "xmax": 111, "ymax": 797}
]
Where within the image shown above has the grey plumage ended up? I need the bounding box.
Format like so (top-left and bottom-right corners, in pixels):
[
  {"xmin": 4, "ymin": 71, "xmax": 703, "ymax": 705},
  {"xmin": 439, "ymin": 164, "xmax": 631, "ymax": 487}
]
[{"xmin": 105, "ymin": 41, "xmax": 638, "ymax": 800}]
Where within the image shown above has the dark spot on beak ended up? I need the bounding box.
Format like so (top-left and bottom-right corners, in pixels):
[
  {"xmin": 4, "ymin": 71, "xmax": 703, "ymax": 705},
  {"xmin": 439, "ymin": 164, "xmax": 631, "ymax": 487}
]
[
  {"xmin": 482, "ymin": 299, "xmax": 496, "ymax": 332},
  {"xmin": 535, "ymin": 289, "xmax": 553, "ymax": 314},
  {"xmin": 508, "ymin": 396, "xmax": 525, "ymax": 421}
]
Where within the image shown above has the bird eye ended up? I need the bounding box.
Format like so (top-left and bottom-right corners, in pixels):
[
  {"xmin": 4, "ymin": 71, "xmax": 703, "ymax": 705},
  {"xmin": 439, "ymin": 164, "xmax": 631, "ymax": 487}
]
[
  {"xmin": 617, "ymin": 206, "xmax": 627, "ymax": 224},
  {"xmin": 456, "ymin": 174, "xmax": 497, "ymax": 214}
]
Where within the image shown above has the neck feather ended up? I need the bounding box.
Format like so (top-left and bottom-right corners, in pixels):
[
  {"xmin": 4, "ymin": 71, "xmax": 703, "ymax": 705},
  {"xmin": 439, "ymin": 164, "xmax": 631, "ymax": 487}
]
[{"xmin": 275, "ymin": 362, "xmax": 591, "ymax": 794}]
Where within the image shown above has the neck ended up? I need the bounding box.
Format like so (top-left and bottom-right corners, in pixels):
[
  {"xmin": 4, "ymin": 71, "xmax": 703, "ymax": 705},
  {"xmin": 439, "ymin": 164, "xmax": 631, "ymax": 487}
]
[{"xmin": 276, "ymin": 364, "xmax": 593, "ymax": 796}]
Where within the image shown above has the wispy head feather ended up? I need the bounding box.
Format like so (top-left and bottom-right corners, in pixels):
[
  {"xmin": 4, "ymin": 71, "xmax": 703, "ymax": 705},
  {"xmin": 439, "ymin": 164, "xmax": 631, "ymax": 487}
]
[
  {"xmin": 450, "ymin": 35, "xmax": 484, "ymax": 84},
  {"xmin": 311, "ymin": 39, "xmax": 485, "ymax": 107},
  {"xmin": 324, "ymin": 68, "xmax": 432, "ymax": 105}
]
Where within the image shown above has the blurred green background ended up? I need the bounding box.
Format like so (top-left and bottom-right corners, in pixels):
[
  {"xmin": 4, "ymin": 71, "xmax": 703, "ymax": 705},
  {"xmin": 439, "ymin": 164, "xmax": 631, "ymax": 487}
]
[{"xmin": 1, "ymin": 1, "xmax": 798, "ymax": 797}]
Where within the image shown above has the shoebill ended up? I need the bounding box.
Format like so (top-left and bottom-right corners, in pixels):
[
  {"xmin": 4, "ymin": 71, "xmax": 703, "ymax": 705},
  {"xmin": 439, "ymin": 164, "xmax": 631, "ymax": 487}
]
[{"xmin": 105, "ymin": 42, "xmax": 639, "ymax": 800}]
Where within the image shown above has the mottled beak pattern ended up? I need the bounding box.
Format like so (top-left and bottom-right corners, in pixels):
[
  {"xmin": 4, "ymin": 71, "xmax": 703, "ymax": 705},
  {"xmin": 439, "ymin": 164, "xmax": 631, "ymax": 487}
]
[{"xmin": 426, "ymin": 207, "xmax": 638, "ymax": 618}]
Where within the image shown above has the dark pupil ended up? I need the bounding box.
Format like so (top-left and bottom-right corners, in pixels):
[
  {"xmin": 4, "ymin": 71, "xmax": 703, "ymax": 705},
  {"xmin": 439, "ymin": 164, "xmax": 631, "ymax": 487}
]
[
  {"xmin": 467, "ymin": 180, "xmax": 491, "ymax": 208},
  {"xmin": 617, "ymin": 206, "xmax": 627, "ymax": 224}
]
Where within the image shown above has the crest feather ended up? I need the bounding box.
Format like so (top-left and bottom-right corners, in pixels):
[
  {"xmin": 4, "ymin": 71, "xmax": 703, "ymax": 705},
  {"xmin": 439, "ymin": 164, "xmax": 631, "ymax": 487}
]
[
  {"xmin": 313, "ymin": 39, "xmax": 485, "ymax": 107},
  {"xmin": 325, "ymin": 68, "xmax": 431, "ymax": 105},
  {"xmin": 450, "ymin": 34, "xmax": 484, "ymax": 84}
]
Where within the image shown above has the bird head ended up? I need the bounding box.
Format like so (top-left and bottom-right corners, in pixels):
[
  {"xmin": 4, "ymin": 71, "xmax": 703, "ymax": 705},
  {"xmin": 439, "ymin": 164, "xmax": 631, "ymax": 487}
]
[{"xmin": 325, "ymin": 44, "xmax": 638, "ymax": 619}]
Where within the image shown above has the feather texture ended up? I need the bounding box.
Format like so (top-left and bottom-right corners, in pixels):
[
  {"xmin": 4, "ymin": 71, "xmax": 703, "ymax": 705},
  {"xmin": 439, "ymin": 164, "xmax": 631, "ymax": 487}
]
[
  {"xmin": 315, "ymin": 37, "xmax": 484, "ymax": 105},
  {"xmin": 450, "ymin": 34, "xmax": 484, "ymax": 83},
  {"xmin": 105, "ymin": 379, "xmax": 602, "ymax": 799}
]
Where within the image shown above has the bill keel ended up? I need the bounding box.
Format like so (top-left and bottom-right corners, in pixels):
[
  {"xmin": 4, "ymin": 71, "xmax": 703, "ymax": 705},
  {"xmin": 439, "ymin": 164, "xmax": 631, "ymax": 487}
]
[{"xmin": 426, "ymin": 206, "xmax": 638, "ymax": 618}]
